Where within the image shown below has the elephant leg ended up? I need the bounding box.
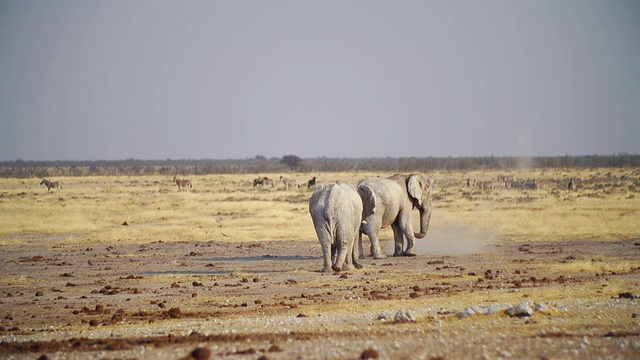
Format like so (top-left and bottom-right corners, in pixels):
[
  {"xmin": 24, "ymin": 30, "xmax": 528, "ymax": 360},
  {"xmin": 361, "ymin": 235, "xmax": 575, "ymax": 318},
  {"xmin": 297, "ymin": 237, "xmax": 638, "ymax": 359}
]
[
  {"xmin": 400, "ymin": 223, "xmax": 418, "ymax": 257},
  {"xmin": 314, "ymin": 221, "xmax": 333, "ymax": 272},
  {"xmin": 361, "ymin": 220, "xmax": 386, "ymax": 259},
  {"xmin": 352, "ymin": 233, "xmax": 363, "ymax": 268},
  {"xmin": 391, "ymin": 222, "xmax": 406, "ymax": 257},
  {"xmin": 332, "ymin": 245, "xmax": 349, "ymax": 272},
  {"xmin": 358, "ymin": 229, "xmax": 366, "ymax": 259},
  {"xmin": 320, "ymin": 240, "xmax": 332, "ymax": 273},
  {"xmin": 333, "ymin": 227, "xmax": 352, "ymax": 272},
  {"xmin": 343, "ymin": 245, "xmax": 354, "ymax": 271}
]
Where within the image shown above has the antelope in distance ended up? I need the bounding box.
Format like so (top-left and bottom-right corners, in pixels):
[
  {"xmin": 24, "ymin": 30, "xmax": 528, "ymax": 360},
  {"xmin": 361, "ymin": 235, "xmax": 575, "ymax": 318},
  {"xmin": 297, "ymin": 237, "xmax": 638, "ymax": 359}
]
[
  {"xmin": 40, "ymin": 179, "xmax": 62, "ymax": 193},
  {"xmin": 173, "ymin": 177, "xmax": 192, "ymax": 191},
  {"xmin": 505, "ymin": 178, "xmax": 524, "ymax": 190},
  {"xmin": 253, "ymin": 177, "xmax": 265, "ymax": 187},
  {"xmin": 497, "ymin": 174, "xmax": 515, "ymax": 183},
  {"xmin": 477, "ymin": 180, "xmax": 494, "ymax": 191},
  {"xmin": 523, "ymin": 179, "xmax": 539, "ymax": 190},
  {"xmin": 279, "ymin": 176, "xmax": 299, "ymax": 190},
  {"xmin": 253, "ymin": 177, "xmax": 275, "ymax": 188},
  {"xmin": 307, "ymin": 176, "xmax": 317, "ymax": 189},
  {"xmin": 568, "ymin": 177, "xmax": 577, "ymax": 191},
  {"xmin": 466, "ymin": 178, "xmax": 476, "ymax": 190}
]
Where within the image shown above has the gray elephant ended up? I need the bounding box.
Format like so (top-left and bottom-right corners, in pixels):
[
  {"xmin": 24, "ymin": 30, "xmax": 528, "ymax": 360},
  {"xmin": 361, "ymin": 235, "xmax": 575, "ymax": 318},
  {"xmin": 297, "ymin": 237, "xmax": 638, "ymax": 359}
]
[
  {"xmin": 309, "ymin": 182, "xmax": 368, "ymax": 272},
  {"xmin": 357, "ymin": 174, "xmax": 433, "ymax": 258}
]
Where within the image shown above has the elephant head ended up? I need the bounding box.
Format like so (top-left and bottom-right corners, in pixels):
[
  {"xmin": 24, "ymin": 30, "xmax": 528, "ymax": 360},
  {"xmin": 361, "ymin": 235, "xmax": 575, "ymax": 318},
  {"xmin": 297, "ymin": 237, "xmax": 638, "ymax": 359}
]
[{"xmin": 405, "ymin": 174, "xmax": 433, "ymax": 239}]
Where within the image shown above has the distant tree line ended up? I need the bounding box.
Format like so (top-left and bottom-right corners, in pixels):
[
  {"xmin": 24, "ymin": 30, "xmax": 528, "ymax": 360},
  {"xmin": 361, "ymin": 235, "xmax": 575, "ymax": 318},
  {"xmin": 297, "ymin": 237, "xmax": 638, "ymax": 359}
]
[{"xmin": 1, "ymin": 154, "xmax": 638, "ymax": 178}]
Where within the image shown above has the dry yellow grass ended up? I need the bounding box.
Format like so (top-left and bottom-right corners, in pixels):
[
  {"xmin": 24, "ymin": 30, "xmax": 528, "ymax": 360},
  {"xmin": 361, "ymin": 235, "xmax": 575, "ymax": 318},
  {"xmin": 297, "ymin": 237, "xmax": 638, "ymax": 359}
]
[{"xmin": 0, "ymin": 169, "xmax": 638, "ymax": 247}]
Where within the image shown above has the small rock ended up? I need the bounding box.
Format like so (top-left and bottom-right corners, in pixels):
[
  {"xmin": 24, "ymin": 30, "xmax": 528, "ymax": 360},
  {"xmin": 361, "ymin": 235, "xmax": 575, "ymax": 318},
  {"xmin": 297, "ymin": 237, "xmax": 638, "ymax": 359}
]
[
  {"xmin": 457, "ymin": 308, "xmax": 474, "ymax": 318},
  {"xmin": 361, "ymin": 348, "xmax": 380, "ymax": 359},
  {"xmin": 166, "ymin": 307, "xmax": 182, "ymax": 319},
  {"xmin": 376, "ymin": 312, "xmax": 393, "ymax": 321},
  {"xmin": 506, "ymin": 301, "xmax": 534, "ymax": 317},
  {"xmin": 619, "ymin": 292, "xmax": 635, "ymax": 299},
  {"xmin": 394, "ymin": 309, "xmax": 416, "ymax": 323},
  {"xmin": 189, "ymin": 347, "xmax": 211, "ymax": 360}
]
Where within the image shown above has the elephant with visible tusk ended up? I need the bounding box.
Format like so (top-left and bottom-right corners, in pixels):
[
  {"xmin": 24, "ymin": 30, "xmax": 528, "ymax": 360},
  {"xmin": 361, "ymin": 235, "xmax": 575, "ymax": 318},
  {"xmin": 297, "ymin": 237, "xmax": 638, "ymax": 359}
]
[
  {"xmin": 309, "ymin": 182, "xmax": 369, "ymax": 272},
  {"xmin": 357, "ymin": 174, "xmax": 433, "ymax": 258}
]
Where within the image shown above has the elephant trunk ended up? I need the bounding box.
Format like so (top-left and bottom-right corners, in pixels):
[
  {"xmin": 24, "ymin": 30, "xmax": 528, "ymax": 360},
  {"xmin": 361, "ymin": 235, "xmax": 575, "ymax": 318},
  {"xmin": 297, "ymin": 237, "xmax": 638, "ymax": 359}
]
[{"xmin": 413, "ymin": 205, "xmax": 432, "ymax": 239}]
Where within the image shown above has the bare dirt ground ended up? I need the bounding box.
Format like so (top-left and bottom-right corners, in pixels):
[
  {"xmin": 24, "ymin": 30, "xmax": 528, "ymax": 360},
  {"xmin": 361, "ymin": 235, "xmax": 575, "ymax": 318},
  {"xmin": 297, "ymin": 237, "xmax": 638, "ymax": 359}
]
[{"xmin": 1, "ymin": 235, "xmax": 639, "ymax": 359}]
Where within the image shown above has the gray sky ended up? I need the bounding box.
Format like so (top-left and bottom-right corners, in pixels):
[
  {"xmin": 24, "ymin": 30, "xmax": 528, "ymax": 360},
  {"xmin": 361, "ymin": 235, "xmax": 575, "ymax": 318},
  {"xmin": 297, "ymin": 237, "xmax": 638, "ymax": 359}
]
[{"xmin": 1, "ymin": 0, "xmax": 639, "ymax": 161}]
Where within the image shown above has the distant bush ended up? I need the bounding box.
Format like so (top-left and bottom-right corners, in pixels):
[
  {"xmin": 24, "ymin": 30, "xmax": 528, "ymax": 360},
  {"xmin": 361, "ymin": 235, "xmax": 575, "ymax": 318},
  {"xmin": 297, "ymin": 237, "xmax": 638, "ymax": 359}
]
[
  {"xmin": 0, "ymin": 154, "xmax": 638, "ymax": 178},
  {"xmin": 280, "ymin": 155, "xmax": 303, "ymax": 170}
]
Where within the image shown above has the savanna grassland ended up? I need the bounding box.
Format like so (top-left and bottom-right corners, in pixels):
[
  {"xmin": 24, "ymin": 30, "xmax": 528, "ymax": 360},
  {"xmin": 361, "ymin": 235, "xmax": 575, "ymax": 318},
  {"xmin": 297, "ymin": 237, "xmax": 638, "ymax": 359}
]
[{"xmin": 0, "ymin": 168, "xmax": 639, "ymax": 360}]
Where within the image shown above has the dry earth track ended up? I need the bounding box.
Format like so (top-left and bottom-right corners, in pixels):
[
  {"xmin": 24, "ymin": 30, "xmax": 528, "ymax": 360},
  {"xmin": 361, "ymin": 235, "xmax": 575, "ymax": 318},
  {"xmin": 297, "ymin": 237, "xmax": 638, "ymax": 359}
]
[{"xmin": 1, "ymin": 236, "xmax": 639, "ymax": 359}]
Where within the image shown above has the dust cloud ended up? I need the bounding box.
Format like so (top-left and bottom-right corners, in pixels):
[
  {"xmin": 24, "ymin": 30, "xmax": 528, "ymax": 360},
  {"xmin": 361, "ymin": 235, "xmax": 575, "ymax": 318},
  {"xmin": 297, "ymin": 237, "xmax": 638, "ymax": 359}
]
[
  {"xmin": 416, "ymin": 225, "xmax": 488, "ymax": 256},
  {"xmin": 514, "ymin": 130, "xmax": 534, "ymax": 169}
]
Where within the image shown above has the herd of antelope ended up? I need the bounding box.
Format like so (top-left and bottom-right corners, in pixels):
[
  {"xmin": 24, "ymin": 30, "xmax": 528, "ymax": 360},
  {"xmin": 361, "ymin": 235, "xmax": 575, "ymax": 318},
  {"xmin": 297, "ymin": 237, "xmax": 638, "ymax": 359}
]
[
  {"xmin": 36, "ymin": 175, "xmax": 319, "ymax": 194},
  {"xmin": 38, "ymin": 174, "xmax": 582, "ymax": 194},
  {"xmin": 253, "ymin": 176, "xmax": 318, "ymax": 190},
  {"xmin": 466, "ymin": 174, "xmax": 579, "ymax": 193}
]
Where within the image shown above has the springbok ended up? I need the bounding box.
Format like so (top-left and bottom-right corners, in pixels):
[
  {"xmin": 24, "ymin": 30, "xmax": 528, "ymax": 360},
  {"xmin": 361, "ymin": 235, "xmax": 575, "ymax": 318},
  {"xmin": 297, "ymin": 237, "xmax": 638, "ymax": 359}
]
[
  {"xmin": 173, "ymin": 176, "xmax": 192, "ymax": 191},
  {"xmin": 279, "ymin": 176, "xmax": 299, "ymax": 190},
  {"xmin": 40, "ymin": 179, "xmax": 62, "ymax": 193}
]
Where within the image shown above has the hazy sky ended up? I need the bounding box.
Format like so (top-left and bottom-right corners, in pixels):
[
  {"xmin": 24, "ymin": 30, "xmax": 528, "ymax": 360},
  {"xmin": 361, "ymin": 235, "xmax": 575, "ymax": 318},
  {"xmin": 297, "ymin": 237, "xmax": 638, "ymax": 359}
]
[{"xmin": 1, "ymin": 1, "xmax": 639, "ymax": 161}]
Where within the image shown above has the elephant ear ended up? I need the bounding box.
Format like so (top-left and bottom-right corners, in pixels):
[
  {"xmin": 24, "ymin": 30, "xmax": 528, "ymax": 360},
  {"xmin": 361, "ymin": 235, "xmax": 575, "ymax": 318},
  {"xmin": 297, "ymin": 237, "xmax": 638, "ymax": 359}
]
[
  {"xmin": 357, "ymin": 184, "xmax": 376, "ymax": 219},
  {"xmin": 407, "ymin": 174, "xmax": 426, "ymax": 208}
]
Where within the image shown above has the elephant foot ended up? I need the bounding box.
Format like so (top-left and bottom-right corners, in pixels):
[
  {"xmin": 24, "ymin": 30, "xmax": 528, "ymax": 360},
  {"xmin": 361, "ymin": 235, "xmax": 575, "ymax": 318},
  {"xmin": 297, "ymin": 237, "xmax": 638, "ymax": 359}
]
[
  {"xmin": 331, "ymin": 265, "xmax": 342, "ymax": 272},
  {"xmin": 321, "ymin": 266, "xmax": 331, "ymax": 273},
  {"xmin": 343, "ymin": 263, "xmax": 355, "ymax": 271},
  {"xmin": 403, "ymin": 247, "xmax": 417, "ymax": 257},
  {"xmin": 373, "ymin": 252, "xmax": 387, "ymax": 259},
  {"xmin": 354, "ymin": 262, "xmax": 363, "ymax": 269}
]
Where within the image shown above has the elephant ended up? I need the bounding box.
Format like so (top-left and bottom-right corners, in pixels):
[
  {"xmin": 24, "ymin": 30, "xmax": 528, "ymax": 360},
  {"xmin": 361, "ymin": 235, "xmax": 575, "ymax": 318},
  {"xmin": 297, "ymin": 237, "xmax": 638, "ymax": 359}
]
[
  {"xmin": 357, "ymin": 174, "xmax": 433, "ymax": 258},
  {"xmin": 308, "ymin": 182, "xmax": 368, "ymax": 272}
]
